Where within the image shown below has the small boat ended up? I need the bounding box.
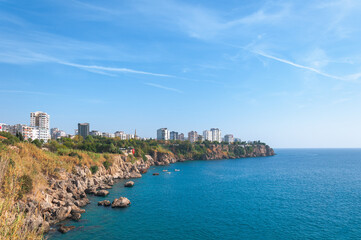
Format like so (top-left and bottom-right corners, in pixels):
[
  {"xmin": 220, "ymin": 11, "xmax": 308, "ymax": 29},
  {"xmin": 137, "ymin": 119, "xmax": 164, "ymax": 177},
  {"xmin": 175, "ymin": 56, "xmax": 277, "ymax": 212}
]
[
  {"xmin": 174, "ymin": 169, "xmax": 180, "ymax": 172},
  {"xmin": 166, "ymin": 172, "xmax": 171, "ymax": 174},
  {"xmin": 162, "ymin": 170, "xmax": 168, "ymax": 172},
  {"xmin": 153, "ymin": 173, "xmax": 159, "ymax": 176}
]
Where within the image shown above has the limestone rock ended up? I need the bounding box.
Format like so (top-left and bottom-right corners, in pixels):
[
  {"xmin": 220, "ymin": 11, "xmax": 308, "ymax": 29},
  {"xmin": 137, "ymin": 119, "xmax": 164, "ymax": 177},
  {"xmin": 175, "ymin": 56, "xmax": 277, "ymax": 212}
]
[
  {"xmin": 98, "ymin": 200, "xmax": 111, "ymax": 206},
  {"xmin": 94, "ymin": 190, "xmax": 109, "ymax": 197},
  {"xmin": 111, "ymin": 197, "xmax": 131, "ymax": 208},
  {"xmin": 124, "ymin": 181, "xmax": 134, "ymax": 187},
  {"xmin": 58, "ymin": 225, "xmax": 75, "ymax": 234}
]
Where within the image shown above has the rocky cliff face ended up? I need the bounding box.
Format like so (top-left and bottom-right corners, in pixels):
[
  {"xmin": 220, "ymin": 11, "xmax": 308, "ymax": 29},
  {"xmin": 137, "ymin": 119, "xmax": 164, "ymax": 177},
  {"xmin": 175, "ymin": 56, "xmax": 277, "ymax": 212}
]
[{"xmin": 21, "ymin": 145, "xmax": 274, "ymax": 234}]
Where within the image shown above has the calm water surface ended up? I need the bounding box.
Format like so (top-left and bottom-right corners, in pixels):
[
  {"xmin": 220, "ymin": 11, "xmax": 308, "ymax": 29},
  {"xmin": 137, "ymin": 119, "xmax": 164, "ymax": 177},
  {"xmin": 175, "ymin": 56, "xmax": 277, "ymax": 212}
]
[{"xmin": 48, "ymin": 149, "xmax": 361, "ymax": 240}]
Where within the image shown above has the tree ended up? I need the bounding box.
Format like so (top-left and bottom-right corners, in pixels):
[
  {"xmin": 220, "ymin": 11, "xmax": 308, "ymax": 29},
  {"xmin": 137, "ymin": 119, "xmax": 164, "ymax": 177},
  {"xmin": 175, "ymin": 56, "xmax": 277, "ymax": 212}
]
[{"xmin": 32, "ymin": 139, "xmax": 42, "ymax": 148}]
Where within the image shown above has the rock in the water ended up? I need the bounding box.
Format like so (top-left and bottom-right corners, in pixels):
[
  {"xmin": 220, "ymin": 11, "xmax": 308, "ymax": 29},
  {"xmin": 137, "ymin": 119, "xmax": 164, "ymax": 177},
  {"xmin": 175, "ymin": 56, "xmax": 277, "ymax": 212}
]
[
  {"xmin": 139, "ymin": 168, "xmax": 147, "ymax": 174},
  {"xmin": 98, "ymin": 200, "xmax": 111, "ymax": 206},
  {"xmin": 94, "ymin": 190, "xmax": 109, "ymax": 196},
  {"xmin": 124, "ymin": 181, "xmax": 134, "ymax": 187},
  {"xmin": 71, "ymin": 213, "xmax": 81, "ymax": 221},
  {"xmin": 58, "ymin": 225, "xmax": 75, "ymax": 234},
  {"xmin": 111, "ymin": 197, "xmax": 131, "ymax": 208}
]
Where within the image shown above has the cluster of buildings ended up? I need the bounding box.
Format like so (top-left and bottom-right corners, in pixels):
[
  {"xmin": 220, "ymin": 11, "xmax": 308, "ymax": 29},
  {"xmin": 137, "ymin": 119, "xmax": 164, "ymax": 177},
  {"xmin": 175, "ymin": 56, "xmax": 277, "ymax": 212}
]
[
  {"xmin": 0, "ymin": 111, "xmax": 51, "ymax": 142},
  {"xmin": 0, "ymin": 111, "xmax": 242, "ymax": 145},
  {"xmin": 77, "ymin": 123, "xmax": 141, "ymax": 140},
  {"xmin": 157, "ymin": 128, "xmax": 238, "ymax": 144}
]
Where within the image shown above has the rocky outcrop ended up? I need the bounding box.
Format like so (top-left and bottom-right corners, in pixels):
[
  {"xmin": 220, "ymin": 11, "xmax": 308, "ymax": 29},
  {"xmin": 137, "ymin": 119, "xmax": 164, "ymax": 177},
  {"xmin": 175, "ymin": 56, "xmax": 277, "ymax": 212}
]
[
  {"xmin": 21, "ymin": 144, "xmax": 274, "ymax": 234},
  {"xmin": 58, "ymin": 225, "xmax": 75, "ymax": 234},
  {"xmin": 124, "ymin": 181, "xmax": 134, "ymax": 187},
  {"xmin": 111, "ymin": 197, "xmax": 131, "ymax": 208},
  {"xmin": 98, "ymin": 200, "xmax": 111, "ymax": 206},
  {"xmin": 94, "ymin": 190, "xmax": 109, "ymax": 196}
]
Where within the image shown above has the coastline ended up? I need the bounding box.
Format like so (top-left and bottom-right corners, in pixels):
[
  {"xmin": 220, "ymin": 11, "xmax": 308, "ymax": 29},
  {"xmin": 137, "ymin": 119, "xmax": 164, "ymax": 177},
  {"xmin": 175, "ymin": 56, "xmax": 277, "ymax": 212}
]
[{"xmin": 13, "ymin": 144, "xmax": 275, "ymax": 235}]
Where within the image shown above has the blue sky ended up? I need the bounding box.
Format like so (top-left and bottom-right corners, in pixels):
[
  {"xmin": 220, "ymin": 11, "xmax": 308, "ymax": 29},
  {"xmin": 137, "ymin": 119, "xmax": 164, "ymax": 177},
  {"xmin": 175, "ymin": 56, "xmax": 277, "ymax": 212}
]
[{"xmin": 1, "ymin": 0, "xmax": 361, "ymax": 148}]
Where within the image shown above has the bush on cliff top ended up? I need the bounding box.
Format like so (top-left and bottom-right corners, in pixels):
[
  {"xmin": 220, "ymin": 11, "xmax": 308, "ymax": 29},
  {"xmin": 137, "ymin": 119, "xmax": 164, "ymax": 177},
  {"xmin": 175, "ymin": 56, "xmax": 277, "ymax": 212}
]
[
  {"xmin": 90, "ymin": 165, "xmax": 99, "ymax": 174},
  {"xmin": 17, "ymin": 174, "xmax": 33, "ymax": 200}
]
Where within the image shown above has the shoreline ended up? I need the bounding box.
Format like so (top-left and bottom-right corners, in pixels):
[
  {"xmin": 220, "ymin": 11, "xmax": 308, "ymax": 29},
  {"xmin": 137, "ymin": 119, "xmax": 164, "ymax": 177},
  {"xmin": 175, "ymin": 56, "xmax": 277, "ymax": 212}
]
[{"xmin": 17, "ymin": 144, "xmax": 275, "ymax": 234}]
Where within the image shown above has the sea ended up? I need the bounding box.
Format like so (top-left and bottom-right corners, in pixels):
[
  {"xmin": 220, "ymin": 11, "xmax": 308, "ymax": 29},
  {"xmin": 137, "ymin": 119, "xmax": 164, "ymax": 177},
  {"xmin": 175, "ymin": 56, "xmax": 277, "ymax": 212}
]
[{"xmin": 48, "ymin": 149, "xmax": 361, "ymax": 240}]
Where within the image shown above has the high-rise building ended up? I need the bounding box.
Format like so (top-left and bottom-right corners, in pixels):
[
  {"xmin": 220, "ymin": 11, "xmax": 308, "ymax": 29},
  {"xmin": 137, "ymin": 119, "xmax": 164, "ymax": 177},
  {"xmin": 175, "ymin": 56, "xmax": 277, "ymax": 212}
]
[
  {"xmin": 203, "ymin": 130, "xmax": 212, "ymax": 141},
  {"xmin": 157, "ymin": 128, "xmax": 170, "ymax": 140},
  {"xmin": 224, "ymin": 134, "xmax": 234, "ymax": 144},
  {"xmin": 198, "ymin": 135, "xmax": 204, "ymax": 142},
  {"xmin": 30, "ymin": 111, "xmax": 50, "ymax": 142},
  {"xmin": 188, "ymin": 131, "xmax": 198, "ymax": 143},
  {"xmin": 30, "ymin": 112, "xmax": 50, "ymax": 129},
  {"xmin": 178, "ymin": 133, "xmax": 185, "ymax": 141},
  {"xmin": 210, "ymin": 128, "xmax": 221, "ymax": 143},
  {"xmin": 170, "ymin": 131, "xmax": 179, "ymax": 141},
  {"xmin": 78, "ymin": 123, "xmax": 89, "ymax": 139}
]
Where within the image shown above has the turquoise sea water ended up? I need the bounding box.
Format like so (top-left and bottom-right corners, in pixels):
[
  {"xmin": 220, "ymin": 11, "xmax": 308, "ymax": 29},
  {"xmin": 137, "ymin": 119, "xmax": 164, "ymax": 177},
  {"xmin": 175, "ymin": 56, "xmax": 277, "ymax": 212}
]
[{"xmin": 48, "ymin": 149, "xmax": 361, "ymax": 240}]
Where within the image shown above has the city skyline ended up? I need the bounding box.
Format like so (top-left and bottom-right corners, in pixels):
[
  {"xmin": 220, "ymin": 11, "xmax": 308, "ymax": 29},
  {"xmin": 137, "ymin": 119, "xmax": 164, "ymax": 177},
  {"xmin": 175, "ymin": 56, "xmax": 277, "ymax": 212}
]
[
  {"xmin": 1, "ymin": 110, "xmax": 243, "ymax": 142},
  {"xmin": 1, "ymin": 1, "xmax": 361, "ymax": 148}
]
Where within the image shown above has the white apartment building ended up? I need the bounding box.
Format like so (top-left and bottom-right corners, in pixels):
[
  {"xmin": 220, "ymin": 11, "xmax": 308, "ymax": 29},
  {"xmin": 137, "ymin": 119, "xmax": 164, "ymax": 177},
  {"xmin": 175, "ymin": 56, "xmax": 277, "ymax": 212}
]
[
  {"xmin": 188, "ymin": 131, "xmax": 198, "ymax": 143},
  {"xmin": 203, "ymin": 130, "xmax": 212, "ymax": 141},
  {"xmin": 90, "ymin": 130, "xmax": 102, "ymax": 137},
  {"xmin": 30, "ymin": 111, "xmax": 50, "ymax": 142},
  {"xmin": 224, "ymin": 134, "xmax": 234, "ymax": 144},
  {"xmin": 170, "ymin": 131, "xmax": 178, "ymax": 140},
  {"xmin": 157, "ymin": 128, "xmax": 170, "ymax": 140},
  {"xmin": 210, "ymin": 128, "xmax": 221, "ymax": 143},
  {"xmin": 0, "ymin": 123, "xmax": 8, "ymax": 132},
  {"xmin": 102, "ymin": 132, "xmax": 115, "ymax": 138},
  {"xmin": 8, "ymin": 124, "xmax": 33, "ymax": 140},
  {"xmin": 115, "ymin": 131, "xmax": 127, "ymax": 140},
  {"xmin": 126, "ymin": 134, "xmax": 134, "ymax": 140},
  {"xmin": 30, "ymin": 112, "xmax": 50, "ymax": 129}
]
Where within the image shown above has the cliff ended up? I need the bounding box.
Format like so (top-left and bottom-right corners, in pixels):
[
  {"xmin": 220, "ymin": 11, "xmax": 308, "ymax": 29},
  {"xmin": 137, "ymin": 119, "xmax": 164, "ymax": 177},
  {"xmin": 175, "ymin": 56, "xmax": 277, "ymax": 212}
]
[{"xmin": 0, "ymin": 142, "xmax": 274, "ymax": 238}]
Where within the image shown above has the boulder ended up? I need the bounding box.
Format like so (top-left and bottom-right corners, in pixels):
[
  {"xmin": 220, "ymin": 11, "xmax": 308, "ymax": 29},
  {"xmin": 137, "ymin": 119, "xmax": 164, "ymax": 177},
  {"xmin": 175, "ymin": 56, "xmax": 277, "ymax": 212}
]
[
  {"xmin": 71, "ymin": 213, "xmax": 81, "ymax": 221},
  {"xmin": 55, "ymin": 206, "xmax": 71, "ymax": 221},
  {"xmin": 58, "ymin": 225, "xmax": 75, "ymax": 234},
  {"xmin": 85, "ymin": 187, "xmax": 97, "ymax": 194},
  {"xmin": 124, "ymin": 181, "xmax": 134, "ymax": 187},
  {"xmin": 111, "ymin": 197, "xmax": 131, "ymax": 208},
  {"xmin": 71, "ymin": 205, "xmax": 86, "ymax": 214},
  {"xmin": 74, "ymin": 198, "xmax": 90, "ymax": 207},
  {"xmin": 94, "ymin": 190, "xmax": 109, "ymax": 197},
  {"xmin": 98, "ymin": 200, "xmax": 111, "ymax": 206},
  {"xmin": 98, "ymin": 184, "xmax": 112, "ymax": 190}
]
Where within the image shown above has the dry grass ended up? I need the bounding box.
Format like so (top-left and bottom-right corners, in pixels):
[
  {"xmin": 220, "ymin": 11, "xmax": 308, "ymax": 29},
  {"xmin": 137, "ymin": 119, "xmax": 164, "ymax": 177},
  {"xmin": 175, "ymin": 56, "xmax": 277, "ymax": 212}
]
[
  {"xmin": 0, "ymin": 155, "xmax": 43, "ymax": 240},
  {"xmin": 0, "ymin": 142, "xmax": 116, "ymax": 239}
]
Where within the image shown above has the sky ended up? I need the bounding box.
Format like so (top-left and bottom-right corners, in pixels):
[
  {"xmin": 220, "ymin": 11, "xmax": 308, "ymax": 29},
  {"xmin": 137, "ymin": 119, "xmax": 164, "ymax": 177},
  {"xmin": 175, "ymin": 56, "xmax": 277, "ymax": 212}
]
[{"xmin": 0, "ymin": 0, "xmax": 361, "ymax": 148}]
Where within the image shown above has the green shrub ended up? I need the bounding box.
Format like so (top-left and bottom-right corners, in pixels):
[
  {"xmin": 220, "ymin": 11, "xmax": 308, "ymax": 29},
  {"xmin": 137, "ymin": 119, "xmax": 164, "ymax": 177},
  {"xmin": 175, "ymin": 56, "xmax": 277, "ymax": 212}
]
[
  {"xmin": 17, "ymin": 174, "xmax": 33, "ymax": 199},
  {"xmin": 90, "ymin": 165, "xmax": 98, "ymax": 174},
  {"xmin": 103, "ymin": 160, "xmax": 112, "ymax": 170},
  {"xmin": 32, "ymin": 139, "xmax": 42, "ymax": 148},
  {"xmin": 0, "ymin": 132, "xmax": 19, "ymax": 145}
]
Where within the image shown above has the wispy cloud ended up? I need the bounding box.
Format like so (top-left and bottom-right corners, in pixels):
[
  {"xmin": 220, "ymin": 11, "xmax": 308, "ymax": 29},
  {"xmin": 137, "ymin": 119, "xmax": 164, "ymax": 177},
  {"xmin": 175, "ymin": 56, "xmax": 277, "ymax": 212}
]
[
  {"xmin": 57, "ymin": 61, "xmax": 173, "ymax": 77},
  {"xmin": 144, "ymin": 82, "xmax": 183, "ymax": 93},
  {"xmin": 253, "ymin": 50, "xmax": 359, "ymax": 82}
]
